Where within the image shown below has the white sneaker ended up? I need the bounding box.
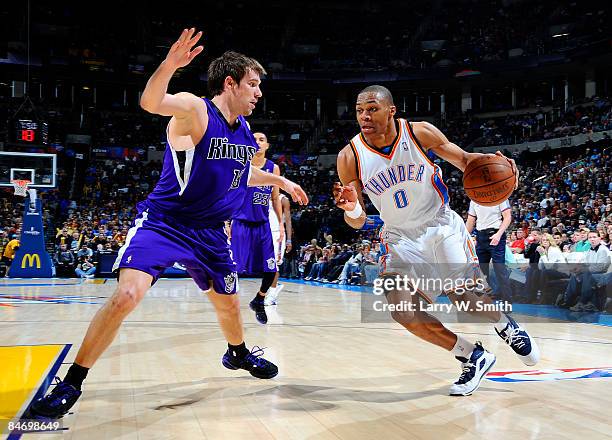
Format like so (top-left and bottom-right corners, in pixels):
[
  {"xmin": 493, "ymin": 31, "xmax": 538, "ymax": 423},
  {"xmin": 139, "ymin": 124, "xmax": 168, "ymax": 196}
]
[
  {"xmin": 265, "ymin": 305, "xmax": 284, "ymax": 324},
  {"xmin": 449, "ymin": 342, "xmax": 496, "ymax": 396},
  {"xmin": 495, "ymin": 313, "xmax": 540, "ymax": 366},
  {"xmin": 264, "ymin": 284, "xmax": 284, "ymax": 306}
]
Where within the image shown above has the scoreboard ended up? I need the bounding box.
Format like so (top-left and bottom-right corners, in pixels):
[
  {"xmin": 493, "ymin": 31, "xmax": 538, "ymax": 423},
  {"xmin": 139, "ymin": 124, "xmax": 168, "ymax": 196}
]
[{"xmin": 14, "ymin": 119, "xmax": 49, "ymax": 145}]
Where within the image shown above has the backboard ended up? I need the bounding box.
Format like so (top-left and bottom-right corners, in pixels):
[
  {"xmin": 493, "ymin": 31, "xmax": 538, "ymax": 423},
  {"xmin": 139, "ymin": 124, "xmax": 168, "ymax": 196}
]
[{"xmin": 0, "ymin": 152, "xmax": 57, "ymax": 188}]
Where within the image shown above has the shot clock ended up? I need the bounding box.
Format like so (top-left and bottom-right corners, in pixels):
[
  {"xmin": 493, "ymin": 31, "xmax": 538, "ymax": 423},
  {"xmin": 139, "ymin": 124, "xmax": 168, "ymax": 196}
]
[{"xmin": 14, "ymin": 119, "xmax": 48, "ymax": 145}]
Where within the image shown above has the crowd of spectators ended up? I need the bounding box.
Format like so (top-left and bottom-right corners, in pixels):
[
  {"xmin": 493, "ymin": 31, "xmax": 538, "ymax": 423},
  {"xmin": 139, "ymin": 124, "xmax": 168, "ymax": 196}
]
[{"xmin": 443, "ymin": 97, "xmax": 612, "ymax": 148}]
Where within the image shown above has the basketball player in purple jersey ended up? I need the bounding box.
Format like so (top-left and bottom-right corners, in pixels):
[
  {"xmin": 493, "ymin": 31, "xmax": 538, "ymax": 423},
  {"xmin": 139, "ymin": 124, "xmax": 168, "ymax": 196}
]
[
  {"xmin": 231, "ymin": 132, "xmax": 282, "ymax": 324},
  {"xmin": 30, "ymin": 28, "xmax": 308, "ymax": 419}
]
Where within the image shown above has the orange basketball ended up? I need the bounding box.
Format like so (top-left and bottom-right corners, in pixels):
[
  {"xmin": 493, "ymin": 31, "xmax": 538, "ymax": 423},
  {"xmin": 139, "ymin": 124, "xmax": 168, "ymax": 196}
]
[{"xmin": 463, "ymin": 154, "xmax": 516, "ymax": 206}]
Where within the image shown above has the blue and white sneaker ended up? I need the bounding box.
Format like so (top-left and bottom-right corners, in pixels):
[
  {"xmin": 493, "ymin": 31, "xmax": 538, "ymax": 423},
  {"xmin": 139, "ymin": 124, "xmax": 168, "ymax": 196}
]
[
  {"xmin": 449, "ymin": 342, "xmax": 496, "ymax": 396},
  {"xmin": 495, "ymin": 313, "xmax": 540, "ymax": 366},
  {"xmin": 29, "ymin": 377, "xmax": 82, "ymax": 418}
]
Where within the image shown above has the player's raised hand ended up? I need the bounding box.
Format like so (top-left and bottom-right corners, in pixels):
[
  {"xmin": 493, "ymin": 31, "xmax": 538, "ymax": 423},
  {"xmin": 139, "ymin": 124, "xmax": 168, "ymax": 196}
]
[
  {"xmin": 495, "ymin": 151, "xmax": 519, "ymax": 190},
  {"xmin": 165, "ymin": 28, "xmax": 204, "ymax": 69},
  {"xmin": 333, "ymin": 182, "xmax": 357, "ymax": 211},
  {"xmin": 282, "ymin": 179, "xmax": 309, "ymax": 205}
]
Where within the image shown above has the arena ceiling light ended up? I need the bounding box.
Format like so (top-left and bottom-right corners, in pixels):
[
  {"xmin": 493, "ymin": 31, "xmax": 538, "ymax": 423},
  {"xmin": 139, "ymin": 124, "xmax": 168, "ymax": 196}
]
[{"xmin": 552, "ymin": 33, "xmax": 570, "ymax": 38}]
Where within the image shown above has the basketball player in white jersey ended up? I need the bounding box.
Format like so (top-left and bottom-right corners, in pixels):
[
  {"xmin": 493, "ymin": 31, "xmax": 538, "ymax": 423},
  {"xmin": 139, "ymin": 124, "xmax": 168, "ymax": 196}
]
[
  {"xmin": 265, "ymin": 192, "xmax": 292, "ymax": 306},
  {"xmin": 334, "ymin": 85, "xmax": 539, "ymax": 396}
]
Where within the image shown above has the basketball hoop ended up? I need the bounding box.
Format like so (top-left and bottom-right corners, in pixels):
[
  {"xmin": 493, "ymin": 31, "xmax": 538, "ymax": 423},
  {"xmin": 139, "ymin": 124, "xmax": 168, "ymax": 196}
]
[{"xmin": 11, "ymin": 179, "xmax": 30, "ymax": 197}]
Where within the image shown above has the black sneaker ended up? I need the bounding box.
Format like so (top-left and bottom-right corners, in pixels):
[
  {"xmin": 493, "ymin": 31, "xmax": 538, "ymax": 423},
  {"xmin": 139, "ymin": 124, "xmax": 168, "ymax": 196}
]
[
  {"xmin": 222, "ymin": 346, "xmax": 278, "ymax": 379},
  {"xmin": 29, "ymin": 377, "xmax": 82, "ymax": 418},
  {"xmin": 249, "ymin": 298, "xmax": 268, "ymax": 324}
]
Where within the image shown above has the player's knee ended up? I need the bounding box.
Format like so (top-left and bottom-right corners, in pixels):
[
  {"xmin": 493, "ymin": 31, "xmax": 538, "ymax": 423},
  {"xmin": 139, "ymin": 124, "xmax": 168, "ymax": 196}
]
[
  {"xmin": 110, "ymin": 285, "xmax": 146, "ymax": 315},
  {"xmin": 215, "ymin": 294, "xmax": 241, "ymax": 316}
]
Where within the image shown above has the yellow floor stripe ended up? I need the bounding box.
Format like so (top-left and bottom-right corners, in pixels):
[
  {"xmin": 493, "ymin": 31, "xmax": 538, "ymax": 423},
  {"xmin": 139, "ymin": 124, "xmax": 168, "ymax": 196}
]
[{"xmin": 0, "ymin": 345, "xmax": 63, "ymax": 433}]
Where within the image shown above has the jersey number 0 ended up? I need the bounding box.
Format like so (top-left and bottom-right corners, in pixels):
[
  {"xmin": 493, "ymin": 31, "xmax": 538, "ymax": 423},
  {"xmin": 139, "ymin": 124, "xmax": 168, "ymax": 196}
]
[{"xmin": 393, "ymin": 189, "xmax": 409, "ymax": 209}]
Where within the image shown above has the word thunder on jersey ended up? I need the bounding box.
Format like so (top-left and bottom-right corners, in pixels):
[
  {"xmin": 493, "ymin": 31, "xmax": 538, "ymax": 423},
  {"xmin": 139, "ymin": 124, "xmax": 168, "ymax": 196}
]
[{"xmin": 350, "ymin": 119, "xmax": 449, "ymax": 231}]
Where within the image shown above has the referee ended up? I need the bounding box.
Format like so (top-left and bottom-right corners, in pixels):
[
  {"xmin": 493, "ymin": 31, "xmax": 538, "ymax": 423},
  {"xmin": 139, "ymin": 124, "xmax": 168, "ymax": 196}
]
[{"xmin": 466, "ymin": 200, "xmax": 513, "ymax": 302}]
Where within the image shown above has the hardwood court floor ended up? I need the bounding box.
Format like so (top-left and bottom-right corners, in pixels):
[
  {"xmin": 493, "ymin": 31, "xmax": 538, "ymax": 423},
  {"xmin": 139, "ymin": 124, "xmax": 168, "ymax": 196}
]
[{"xmin": 1, "ymin": 278, "xmax": 611, "ymax": 440}]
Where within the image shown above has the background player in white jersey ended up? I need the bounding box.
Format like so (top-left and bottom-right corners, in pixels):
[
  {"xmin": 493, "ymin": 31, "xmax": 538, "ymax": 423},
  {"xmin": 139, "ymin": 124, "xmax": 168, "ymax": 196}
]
[
  {"xmin": 265, "ymin": 192, "xmax": 292, "ymax": 306},
  {"xmin": 333, "ymin": 85, "xmax": 539, "ymax": 396},
  {"xmin": 231, "ymin": 132, "xmax": 283, "ymax": 324}
]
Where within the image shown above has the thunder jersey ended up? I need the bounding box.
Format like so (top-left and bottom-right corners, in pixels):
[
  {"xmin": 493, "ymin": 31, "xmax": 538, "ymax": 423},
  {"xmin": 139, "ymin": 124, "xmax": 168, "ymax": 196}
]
[
  {"xmin": 268, "ymin": 193, "xmax": 285, "ymax": 232},
  {"xmin": 350, "ymin": 118, "xmax": 449, "ymax": 231},
  {"xmin": 146, "ymin": 99, "xmax": 258, "ymax": 227},
  {"xmin": 233, "ymin": 159, "xmax": 274, "ymax": 223}
]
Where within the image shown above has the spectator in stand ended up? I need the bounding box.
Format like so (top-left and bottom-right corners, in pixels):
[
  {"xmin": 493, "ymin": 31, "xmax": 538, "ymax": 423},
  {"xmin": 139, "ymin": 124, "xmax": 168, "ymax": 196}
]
[
  {"xmin": 336, "ymin": 245, "xmax": 364, "ymax": 285},
  {"xmin": 536, "ymin": 209, "xmax": 550, "ymax": 228},
  {"xmin": 536, "ymin": 233, "xmax": 567, "ymax": 304},
  {"xmin": 522, "ymin": 229, "xmax": 542, "ymax": 302},
  {"xmin": 598, "ymin": 231, "xmax": 610, "ymax": 249},
  {"xmin": 76, "ymin": 244, "xmax": 94, "ymax": 259},
  {"xmin": 361, "ymin": 243, "xmax": 380, "ymax": 285},
  {"xmin": 323, "ymin": 244, "xmax": 353, "ymax": 282},
  {"xmin": 70, "ymin": 232, "xmax": 82, "ymax": 252},
  {"xmin": 304, "ymin": 247, "xmax": 331, "ymax": 281},
  {"xmin": 298, "ymin": 244, "xmax": 317, "ymax": 278},
  {"xmin": 573, "ymin": 227, "xmax": 592, "ymax": 252},
  {"xmin": 56, "ymin": 227, "xmax": 73, "ymax": 249},
  {"xmin": 75, "ymin": 255, "xmax": 97, "ymax": 279},
  {"xmin": 1, "ymin": 234, "xmax": 20, "ymax": 276},
  {"xmin": 561, "ymin": 232, "xmax": 611, "ymax": 311},
  {"xmin": 92, "ymin": 232, "xmax": 109, "ymax": 249},
  {"xmin": 54, "ymin": 243, "xmax": 76, "ymax": 277},
  {"xmin": 510, "ymin": 229, "xmax": 526, "ymax": 254}
]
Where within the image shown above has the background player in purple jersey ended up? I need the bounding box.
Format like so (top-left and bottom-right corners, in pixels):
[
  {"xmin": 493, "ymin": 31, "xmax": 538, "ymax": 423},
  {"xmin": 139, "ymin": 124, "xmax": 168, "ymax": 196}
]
[
  {"xmin": 30, "ymin": 28, "xmax": 308, "ymax": 419},
  {"xmin": 231, "ymin": 132, "xmax": 283, "ymax": 324}
]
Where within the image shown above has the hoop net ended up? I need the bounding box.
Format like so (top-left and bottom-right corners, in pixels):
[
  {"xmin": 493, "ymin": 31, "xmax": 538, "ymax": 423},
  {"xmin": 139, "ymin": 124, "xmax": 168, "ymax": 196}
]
[{"xmin": 11, "ymin": 179, "xmax": 30, "ymax": 197}]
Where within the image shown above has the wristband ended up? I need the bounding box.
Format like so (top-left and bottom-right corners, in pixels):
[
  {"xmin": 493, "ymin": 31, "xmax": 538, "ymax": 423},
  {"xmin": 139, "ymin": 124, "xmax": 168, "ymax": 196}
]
[
  {"xmin": 287, "ymin": 240, "xmax": 292, "ymax": 244},
  {"xmin": 345, "ymin": 203, "xmax": 363, "ymax": 219}
]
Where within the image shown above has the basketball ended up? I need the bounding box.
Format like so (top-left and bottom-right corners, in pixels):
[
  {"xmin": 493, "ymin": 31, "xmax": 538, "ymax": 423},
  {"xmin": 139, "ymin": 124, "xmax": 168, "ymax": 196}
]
[{"xmin": 463, "ymin": 154, "xmax": 516, "ymax": 206}]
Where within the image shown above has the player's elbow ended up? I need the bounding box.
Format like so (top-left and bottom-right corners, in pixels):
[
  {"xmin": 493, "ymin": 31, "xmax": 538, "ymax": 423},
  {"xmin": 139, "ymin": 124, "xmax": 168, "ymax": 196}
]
[{"xmin": 139, "ymin": 97, "xmax": 157, "ymax": 114}]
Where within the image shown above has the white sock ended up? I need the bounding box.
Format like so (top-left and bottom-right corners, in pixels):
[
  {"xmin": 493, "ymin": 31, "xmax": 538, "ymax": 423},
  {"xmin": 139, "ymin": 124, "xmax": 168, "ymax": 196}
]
[
  {"xmin": 493, "ymin": 313, "xmax": 510, "ymax": 332},
  {"xmin": 451, "ymin": 336, "xmax": 476, "ymax": 359}
]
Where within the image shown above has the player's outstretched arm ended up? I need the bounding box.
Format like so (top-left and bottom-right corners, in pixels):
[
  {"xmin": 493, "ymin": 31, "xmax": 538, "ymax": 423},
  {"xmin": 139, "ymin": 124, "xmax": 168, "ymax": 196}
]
[
  {"xmin": 335, "ymin": 145, "xmax": 367, "ymax": 229},
  {"xmin": 412, "ymin": 121, "xmax": 519, "ymax": 189},
  {"xmin": 248, "ymin": 166, "xmax": 309, "ymax": 206},
  {"xmin": 140, "ymin": 28, "xmax": 205, "ymax": 118}
]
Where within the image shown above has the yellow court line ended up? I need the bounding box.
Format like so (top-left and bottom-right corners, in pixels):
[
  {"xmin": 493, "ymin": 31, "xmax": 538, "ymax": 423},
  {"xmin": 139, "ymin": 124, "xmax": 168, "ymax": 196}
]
[{"xmin": 0, "ymin": 345, "xmax": 65, "ymax": 434}]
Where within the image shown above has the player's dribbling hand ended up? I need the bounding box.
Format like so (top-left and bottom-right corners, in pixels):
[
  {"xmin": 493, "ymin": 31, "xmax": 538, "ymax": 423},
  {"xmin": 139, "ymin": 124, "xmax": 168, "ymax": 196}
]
[
  {"xmin": 166, "ymin": 28, "xmax": 204, "ymax": 69},
  {"xmin": 332, "ymin": 182, "xmax": 357, "ymax": 211},
  {"xmin": 495, "ymin": 151, "xmax": 519, "ymax": 190},
  {"xmin": 282, "ymin": 179, "xmax": 309, "ymax": 205}
]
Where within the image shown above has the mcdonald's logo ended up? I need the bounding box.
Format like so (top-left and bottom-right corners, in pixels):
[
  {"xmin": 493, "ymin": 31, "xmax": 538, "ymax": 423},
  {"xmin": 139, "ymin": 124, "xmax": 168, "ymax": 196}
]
[{"xmin": 21, "ymin": 253, "xmax": 41, "ymax": 269}]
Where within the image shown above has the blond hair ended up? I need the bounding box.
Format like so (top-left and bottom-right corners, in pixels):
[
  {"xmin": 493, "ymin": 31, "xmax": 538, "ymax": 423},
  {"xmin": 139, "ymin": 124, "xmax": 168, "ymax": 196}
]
[{"xmin": 542, "ymin": 233, "xmax": 559, "ymax": 249}]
